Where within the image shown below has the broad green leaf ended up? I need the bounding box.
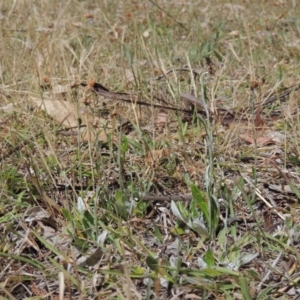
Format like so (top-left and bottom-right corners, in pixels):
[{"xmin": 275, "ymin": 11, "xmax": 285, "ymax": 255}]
[
  {"xmin": 131, "ymin": 266, "xmax": 146, "ymax": 276},
  {"xmin": 204, "ymin": 249, "xmax": 215, "ymax": 267},
  {"xmin": 171, "ymin": 201, "xmax": 187, "ymax": 223},
  {"xmin": 170, "ymin": 227, "xmax": 185, "ymax": 236},
  {"xmin": 197, "ymin": 257, "xmax": 208, "ymax": 269},
  {"xmin": 240, "ymin": 252, "xmax": 259, "ymax": 266},
  {"xmin": 61, "ymin": 208, "xmax": 72, "ymax": 222},
  {"xmin": 191, "ymin": 184, "xmax": 209, "ymax": 223},
  {"xmin": 146, "ymin": 256, "xmax": 159, "ymax": 272},
  {"xmin": 187, "ymin": 217, "xmax": 209, "ymax": 237},
  {"xmin": 77, "ymin": 196, "xmax": 85, "ymax": 212},
  {"xmin": 152, "ymin": 222, "xmax": 163, "ymax": 243}
]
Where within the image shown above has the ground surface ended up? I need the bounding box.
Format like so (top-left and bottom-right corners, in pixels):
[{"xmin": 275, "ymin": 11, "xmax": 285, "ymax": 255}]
[{"xmin": 1, "ymin": 0, "xmax": 300, "ymax": 299}]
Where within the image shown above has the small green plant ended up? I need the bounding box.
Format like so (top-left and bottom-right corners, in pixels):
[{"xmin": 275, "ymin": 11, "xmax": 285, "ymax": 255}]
[{"xmin": 1, "ymin": 0, "xmax": 300, "ymax": 298}]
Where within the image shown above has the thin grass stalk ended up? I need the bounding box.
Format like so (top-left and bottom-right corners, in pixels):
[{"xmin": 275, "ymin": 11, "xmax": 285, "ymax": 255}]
[{"xmin": 199, "ymin": 72, "xmax": 219, "ymax": 238}]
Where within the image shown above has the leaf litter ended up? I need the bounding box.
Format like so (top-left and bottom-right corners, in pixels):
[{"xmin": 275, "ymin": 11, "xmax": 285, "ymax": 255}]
[{"xmin": 1, "ymin": 1, "xmax": 300, "ymax": 299}]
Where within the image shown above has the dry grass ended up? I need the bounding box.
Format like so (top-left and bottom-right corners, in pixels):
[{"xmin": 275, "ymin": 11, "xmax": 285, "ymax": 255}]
[{"xmin": 1, "ymin": 0, "xmax": 300, "ymax": 299}]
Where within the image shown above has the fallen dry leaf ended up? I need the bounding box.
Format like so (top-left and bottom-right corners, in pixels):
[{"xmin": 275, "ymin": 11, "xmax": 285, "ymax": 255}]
[
  {"xmin": 30, "ymin": 96, "xmax": 113, "ymax": 142},
  {"xmin": 85, "ymin": 13, "xmax": 94, "ymax": 19},
  {"xmin": 228, "ymin": 30, "xmax": 240, "ymax": 37},
  {"xmin": 30, "ymin": 282, "xmax": 48, "ymax": 298},
  {"xmin": 87, "ymin": 78, "xmax": 96, "ymax": 89},
  {"xmin": 42, "ymin": 76, "xmax": 51, "ymax": 83},
  {"xmin": 143, "ymin": 29, "xmax": 150, "ymax": 38},
  {"xmin": 125, "ymin": 69, "xmax": 135, "ymax": 83},
  {"xmin": 155, "ymin": 109, "xmax": 168, "ymax": 130},
  {"xmin": 240, "ymin": 134, "xmax": 274, "ymax": 146},
  {"xmin": 80, "ymin": 248, "xmax": 104, "ymax": 267},
  {"xmin": 31, "ymin": 97, "xmax": 86, "ymax": 128},
  {"xmin": 254, "ymin": 101, "xmax": 264, "ymax": 129},
  {"xmin": 51, "ymin": 84, "xmax": 70, "ymax": 96}
]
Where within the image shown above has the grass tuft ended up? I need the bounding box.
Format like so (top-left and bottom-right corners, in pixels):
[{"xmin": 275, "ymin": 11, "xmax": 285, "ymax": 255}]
[{"xmin": 1, "ymin": 0, "xmax": 300, "ymax": 299}]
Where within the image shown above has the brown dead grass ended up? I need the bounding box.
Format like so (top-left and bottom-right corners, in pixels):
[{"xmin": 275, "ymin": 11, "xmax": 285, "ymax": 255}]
[{"xmin": 1, "ymin": 0, "xmax": 300, "ymax": 299}]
